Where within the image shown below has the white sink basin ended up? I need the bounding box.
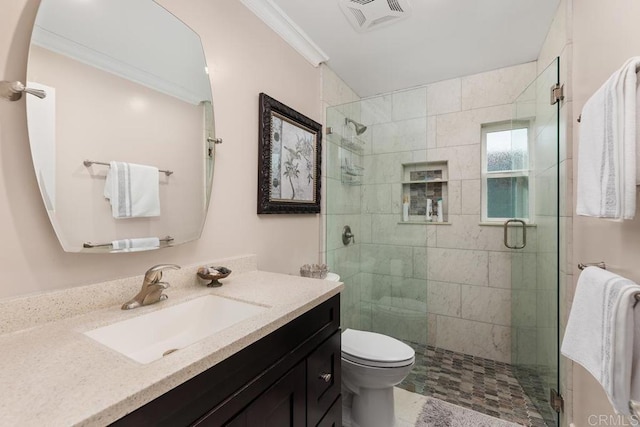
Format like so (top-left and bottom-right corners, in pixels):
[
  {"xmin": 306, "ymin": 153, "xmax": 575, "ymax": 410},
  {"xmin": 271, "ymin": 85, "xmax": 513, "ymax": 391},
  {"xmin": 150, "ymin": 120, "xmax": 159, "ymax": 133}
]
[{"xmin": 84, "ymin": 295, "xmax": 267, "ymax": 364}]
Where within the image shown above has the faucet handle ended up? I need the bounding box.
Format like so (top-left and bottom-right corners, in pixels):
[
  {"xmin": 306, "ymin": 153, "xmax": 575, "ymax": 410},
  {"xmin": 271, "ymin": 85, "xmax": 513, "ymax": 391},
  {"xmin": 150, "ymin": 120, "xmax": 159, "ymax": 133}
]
[
  {"xmin": 155, "ymin": 281, "xmax": 170, "ymax": 290},
  {"xmin": 144, "ymin": 264, "xmax": 181, "ymax": 283}
]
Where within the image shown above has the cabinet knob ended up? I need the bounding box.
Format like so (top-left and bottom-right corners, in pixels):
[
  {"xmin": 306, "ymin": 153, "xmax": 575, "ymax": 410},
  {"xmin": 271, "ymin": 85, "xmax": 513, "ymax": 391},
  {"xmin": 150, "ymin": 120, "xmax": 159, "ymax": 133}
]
[{"xmin": 318, "ymin": 373, "xmax": 332, "ymax": 383}]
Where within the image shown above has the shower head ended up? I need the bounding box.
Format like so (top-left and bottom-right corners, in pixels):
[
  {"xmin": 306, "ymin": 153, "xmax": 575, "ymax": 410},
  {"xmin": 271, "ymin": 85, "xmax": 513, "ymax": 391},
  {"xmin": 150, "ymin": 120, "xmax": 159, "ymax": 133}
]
[{"xmin": 345, "ymin": 118, "xmax": 367, "ymax": 135}]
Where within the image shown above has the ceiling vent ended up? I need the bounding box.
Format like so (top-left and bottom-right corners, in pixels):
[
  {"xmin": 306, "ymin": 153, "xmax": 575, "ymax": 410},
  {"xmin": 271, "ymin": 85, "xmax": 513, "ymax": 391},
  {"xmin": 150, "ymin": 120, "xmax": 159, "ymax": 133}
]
[{"xmin": 338, "ymin": 0, "xmax": 412, "ymax": 33}]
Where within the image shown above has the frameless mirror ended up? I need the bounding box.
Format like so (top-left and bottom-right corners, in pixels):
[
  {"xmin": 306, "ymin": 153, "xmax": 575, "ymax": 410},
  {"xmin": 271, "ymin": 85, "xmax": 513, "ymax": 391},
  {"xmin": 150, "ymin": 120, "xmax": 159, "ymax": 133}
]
[{"xmin": 26, "ymin": 0, "xmax": 216, "ymax": 253}]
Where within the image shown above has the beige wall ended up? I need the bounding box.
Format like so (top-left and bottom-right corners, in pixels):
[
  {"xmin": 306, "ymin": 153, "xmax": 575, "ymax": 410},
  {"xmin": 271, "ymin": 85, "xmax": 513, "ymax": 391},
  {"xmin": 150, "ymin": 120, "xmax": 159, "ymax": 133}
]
[
  {"xmin": 0, "ymin": 0, "xmax": 321, "ymax": 298},
  {"xmin": 571, "ymin": 0, "xmax": 640, "ymax": 425}
]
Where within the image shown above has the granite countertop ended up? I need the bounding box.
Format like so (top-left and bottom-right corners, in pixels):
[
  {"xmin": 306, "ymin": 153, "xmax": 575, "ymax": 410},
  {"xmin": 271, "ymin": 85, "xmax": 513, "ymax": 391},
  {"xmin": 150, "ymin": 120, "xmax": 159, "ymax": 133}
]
[{"xmin": 0, "ymin": 269, "xmax": 342, "ymax": 426}]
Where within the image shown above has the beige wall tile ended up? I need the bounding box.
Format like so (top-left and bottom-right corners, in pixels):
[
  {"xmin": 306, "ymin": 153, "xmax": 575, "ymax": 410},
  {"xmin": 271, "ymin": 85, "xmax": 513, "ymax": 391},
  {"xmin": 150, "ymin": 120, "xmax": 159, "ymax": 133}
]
[
  {"xmin": 447, "ymin": 180, "xmax": 462, "ymax": 216},
  {"xmin": 427, "ymin": 78, "xmax": 461, "ymax": 116},
  {"xmin": 436, "ymin": 316, "xmax": 511, "ymax": 362},
  {"xmin": 392, "ymin": 88, "xmax": 427, "ymax": 121},
  {"xmin": 372, "ymin": 117, "xmax": 428, "ymax": 154},
  {"xmin": 427, "ymin": 280, "xmax": 461, "ymax": 317},
  {"xmin": 427, "ymin": 247, "xmax": 488, "ymax": 286},
  {"xmin": 461, "ymin": 285, "xmax": 511, "ymax": 326},
  {"xmin": 361, "ymin": 243, "xmax": 414, "ymax": 277},
  {"xmin": 435, "ymin": 104, "xmax": 512, "ymax": 148},
  {"xmin": 436, "ymin": 215, "xmax": 508, "ymax": 252},
  {"xmin": 372, "ymin": 302, "xmax": 428, "ymax": 344},
  {"xmin": 461, "ymin": 179, "xmax": 481, "ymax": 215},
  {"xmin": 461, "ymin": 62, "xmax": 537, "ymax": 110},
  {"xmin": 371, "ymin": 214, "xmax": 431, "ymax": 246},
  {"xmin": 413, "ymin": 247, "xmax": 427, "ymax": 279},
  {"xmin": 361, "ymin": 95, "xmax": 392, "ymax": 125},
  {"xmin": 489, "ymin": 251, "xmax": 511, "ymax": 289},
  {"xmin": 427, "ymin": 145, "xmax": 481, "ymax": 181},
  {"xmin": 362, "ymin": 184, "xmax": 393, "ymax": 214}
]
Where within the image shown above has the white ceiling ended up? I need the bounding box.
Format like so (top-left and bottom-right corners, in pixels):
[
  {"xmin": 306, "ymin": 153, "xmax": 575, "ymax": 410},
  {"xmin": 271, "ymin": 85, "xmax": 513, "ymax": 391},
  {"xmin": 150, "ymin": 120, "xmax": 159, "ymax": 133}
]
[{"xmin": 270, "ymin": 0, "xmax": 560, "ymax": 97}]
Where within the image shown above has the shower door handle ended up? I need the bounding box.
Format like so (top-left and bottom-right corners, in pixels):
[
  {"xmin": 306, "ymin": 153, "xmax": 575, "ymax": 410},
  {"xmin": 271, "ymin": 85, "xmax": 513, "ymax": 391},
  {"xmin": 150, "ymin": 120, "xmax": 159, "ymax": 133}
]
[{"xmin": 503, "ymin": 219, "xmax": 526, "ymax": 249}]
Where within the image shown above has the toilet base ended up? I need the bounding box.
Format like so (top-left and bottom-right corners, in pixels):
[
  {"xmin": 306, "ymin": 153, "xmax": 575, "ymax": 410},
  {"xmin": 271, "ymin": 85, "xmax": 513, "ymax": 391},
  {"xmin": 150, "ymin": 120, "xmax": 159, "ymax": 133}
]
[{"xmin": 351, "ymin": 386, "xmax": 395, "ymax": 427}]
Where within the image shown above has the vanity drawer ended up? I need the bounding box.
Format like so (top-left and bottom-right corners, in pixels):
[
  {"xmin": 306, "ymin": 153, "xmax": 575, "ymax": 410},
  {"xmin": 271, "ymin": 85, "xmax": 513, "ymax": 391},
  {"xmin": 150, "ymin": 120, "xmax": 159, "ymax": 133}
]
[{"xmin": 307, "ymin": 331, "xmax": 341, "ymax": 427}]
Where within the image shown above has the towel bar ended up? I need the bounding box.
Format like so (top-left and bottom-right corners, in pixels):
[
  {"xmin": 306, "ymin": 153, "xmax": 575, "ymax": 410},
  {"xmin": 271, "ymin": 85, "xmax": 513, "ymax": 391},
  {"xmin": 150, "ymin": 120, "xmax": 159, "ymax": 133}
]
[
  {"xmin": 578, "ymin": 262, "xmax": 606, "ymax": 270},
  {"xmin": 578, "ymin": 261, "xmax": 640, "ymax": 305},
  {"xmin": 83, "ymin": 160, "xmax": 173, "ymax": 176},
  {"xmin": 83, "ymin": 236, "xmax": 173, "ymax": 249}
]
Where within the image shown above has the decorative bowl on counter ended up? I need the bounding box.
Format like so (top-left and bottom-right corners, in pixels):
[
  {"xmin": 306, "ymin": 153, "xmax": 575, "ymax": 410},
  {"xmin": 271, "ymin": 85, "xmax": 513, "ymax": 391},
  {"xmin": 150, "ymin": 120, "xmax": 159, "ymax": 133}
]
[
  {"xmin": 197, "ymin": 266, "xmax": 232, "ymax": 287},
  {"xmin": 299, "ymin": 263, "xmax": 328, "ymax": 279}
]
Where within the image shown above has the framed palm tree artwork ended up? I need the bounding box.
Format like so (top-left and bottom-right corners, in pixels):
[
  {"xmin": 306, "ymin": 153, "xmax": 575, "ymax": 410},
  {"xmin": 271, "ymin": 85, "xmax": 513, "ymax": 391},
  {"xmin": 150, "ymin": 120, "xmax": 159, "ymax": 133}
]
[{"xmin": 258, "ymin": 93, "xmax": 322, "ymax": 214}]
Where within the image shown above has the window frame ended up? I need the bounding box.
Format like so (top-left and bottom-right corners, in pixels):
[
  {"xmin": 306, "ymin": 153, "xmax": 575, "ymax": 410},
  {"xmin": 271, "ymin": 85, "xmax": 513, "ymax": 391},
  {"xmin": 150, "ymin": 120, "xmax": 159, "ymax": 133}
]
[{"xmin": 480, "ymin": 120, "xmax": 534, "ymax": 224}]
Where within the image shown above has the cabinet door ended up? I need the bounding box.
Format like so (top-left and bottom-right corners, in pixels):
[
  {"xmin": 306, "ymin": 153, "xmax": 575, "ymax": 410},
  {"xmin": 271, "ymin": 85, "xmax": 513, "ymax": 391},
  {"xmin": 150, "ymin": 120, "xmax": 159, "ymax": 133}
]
[
  {"xmin": 244, "ymin": 361, "xmax": 306, "ymax": 427},
  {"xmin": 307, "ymin": 331, "xmax": 341, "ymax": 426},
  {"xmin": 316, "ymin": 397, "xmax": 342, "ymax": 427}
]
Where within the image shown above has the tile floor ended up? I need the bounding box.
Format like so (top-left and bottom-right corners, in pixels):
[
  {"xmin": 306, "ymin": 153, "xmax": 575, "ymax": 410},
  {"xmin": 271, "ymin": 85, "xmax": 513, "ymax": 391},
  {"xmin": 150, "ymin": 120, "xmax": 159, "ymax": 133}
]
[
  {"xmin": 394, "ymin": 387, "xmax": 432, "ymax": 426},
  {"xmin": 397, "ymin": 342, "xmax": 556, "ymax": 427}
]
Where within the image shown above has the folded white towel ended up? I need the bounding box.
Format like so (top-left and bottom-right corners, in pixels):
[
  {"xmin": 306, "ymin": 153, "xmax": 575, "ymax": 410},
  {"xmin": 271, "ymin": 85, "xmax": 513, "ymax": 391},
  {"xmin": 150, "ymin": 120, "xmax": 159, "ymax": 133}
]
[
  {"xmin": 111, "ymin": 237, "xmax": 160, "ymax": 252},
  {"xmin": 561, "ymin": 267, "xmax": 640, "ymax": 415},
  {"xmin": 576, "ymin": 58, "xmax": 640, "ymax": 220},
  {"xmin": 104, "ymin": 161, "xmax": 160, "ymax": 218}
]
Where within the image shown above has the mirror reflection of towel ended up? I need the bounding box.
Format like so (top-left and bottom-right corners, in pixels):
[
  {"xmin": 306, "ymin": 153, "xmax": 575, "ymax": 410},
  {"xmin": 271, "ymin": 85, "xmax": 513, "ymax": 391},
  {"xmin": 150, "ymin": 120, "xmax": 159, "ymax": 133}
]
[
  {"xmin": 104, "ymin": 161, "xmax": 160, "ymax": 218},
  {"xmin": 111, "ymin": 237, "xmax": 160, "ymax": 251}
]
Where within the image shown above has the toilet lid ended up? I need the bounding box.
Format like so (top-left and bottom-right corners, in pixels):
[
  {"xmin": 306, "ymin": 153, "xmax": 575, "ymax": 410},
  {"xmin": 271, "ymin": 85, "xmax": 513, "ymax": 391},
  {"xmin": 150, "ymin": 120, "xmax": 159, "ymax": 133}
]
[
  {"xmin": 341, "ymin": 329, "xmax": 415, "ymax": 368},
  {"xmin": 325, "ymin": 272, "xmax": 341, "ymax": 282}
]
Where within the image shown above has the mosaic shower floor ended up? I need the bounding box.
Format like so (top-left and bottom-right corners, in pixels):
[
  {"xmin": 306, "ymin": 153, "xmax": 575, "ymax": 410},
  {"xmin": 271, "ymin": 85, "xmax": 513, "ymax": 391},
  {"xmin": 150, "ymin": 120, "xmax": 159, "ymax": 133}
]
[{"xmin": 397, "ymin": 342, "xmax": 556, "ymax": 427}]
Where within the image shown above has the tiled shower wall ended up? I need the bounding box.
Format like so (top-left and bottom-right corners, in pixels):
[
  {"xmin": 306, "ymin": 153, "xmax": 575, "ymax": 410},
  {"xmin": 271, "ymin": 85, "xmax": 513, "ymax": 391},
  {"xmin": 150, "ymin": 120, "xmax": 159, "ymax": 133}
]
[{"xmin": 325, "ymin": 62, "xmax": 545, "ymax": 363}]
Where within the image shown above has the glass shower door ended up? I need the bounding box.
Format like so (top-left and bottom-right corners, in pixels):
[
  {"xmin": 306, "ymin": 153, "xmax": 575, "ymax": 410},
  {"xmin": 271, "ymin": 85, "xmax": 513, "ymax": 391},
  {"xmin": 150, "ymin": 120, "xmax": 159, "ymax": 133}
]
[
  {"xmin": 325, "ymin": 90, "xmax": 430, "ymax": 347},
  {"xmin": 509, "ymin": 58, "xmax": 560, "ymax": 427}
]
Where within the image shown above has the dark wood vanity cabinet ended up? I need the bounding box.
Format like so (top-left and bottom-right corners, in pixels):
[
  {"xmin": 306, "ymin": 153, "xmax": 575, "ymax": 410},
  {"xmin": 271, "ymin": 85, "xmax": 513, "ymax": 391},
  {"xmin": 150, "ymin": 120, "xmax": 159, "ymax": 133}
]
[{"xmin": 112, "ymin": 294, "xmax": 341, "ymax": 427}]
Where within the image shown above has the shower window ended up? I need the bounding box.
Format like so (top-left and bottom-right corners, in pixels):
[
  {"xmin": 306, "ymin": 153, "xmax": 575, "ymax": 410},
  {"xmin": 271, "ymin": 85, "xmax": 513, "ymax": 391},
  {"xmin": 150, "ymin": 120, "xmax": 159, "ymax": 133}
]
[{"xmin": 481, "ymin": 121, "xmax": 532, "ymax": 222}]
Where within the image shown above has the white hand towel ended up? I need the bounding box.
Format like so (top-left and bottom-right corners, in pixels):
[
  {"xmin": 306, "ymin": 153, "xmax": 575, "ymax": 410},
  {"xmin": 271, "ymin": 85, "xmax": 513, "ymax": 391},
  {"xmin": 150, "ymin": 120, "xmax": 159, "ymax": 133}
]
[
  {"xmin": 619, "ymin": 59, "xmax": 640, "ymax": 216},
  {"xmin": 104, "ymin": 161, "xmax": 160, "ymax": 218},
  {"xmin": 561, "ymin": 267, "xmax": 640, "ymax": 415},
  {"xmin": 576, "ymin": 57, "xmax": 640, "ymax": 220},
  {"xmin": 111, "ymin": 237, "xmax": 160, "ymax": 252}
]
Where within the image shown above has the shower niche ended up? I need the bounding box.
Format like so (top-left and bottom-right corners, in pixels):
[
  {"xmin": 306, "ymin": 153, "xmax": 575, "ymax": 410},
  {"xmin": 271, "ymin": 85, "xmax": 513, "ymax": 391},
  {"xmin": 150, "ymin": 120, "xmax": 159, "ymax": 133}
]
[{"xmin": 401, "ymin": 161, "xmax": 448, "ymax": 223}]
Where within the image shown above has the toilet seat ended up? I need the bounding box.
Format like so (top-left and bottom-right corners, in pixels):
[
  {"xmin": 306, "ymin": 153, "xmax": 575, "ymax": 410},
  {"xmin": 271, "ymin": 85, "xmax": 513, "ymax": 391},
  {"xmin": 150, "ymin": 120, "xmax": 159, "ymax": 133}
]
[{"xmin": 341, "ymin": 329, "xmax": 415, "ymax": 368}]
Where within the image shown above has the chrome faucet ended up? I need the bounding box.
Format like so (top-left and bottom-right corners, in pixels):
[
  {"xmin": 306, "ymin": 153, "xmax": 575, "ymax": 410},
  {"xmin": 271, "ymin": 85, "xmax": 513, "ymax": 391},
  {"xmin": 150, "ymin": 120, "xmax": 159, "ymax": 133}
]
[{"xmin": 122, "ymin": 264, "xmax": 181, "ymax": 310}]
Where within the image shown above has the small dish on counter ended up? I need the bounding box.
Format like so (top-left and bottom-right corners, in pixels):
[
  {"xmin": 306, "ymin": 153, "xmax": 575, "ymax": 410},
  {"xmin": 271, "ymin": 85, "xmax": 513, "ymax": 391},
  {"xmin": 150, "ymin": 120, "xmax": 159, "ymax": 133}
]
[{"xmin": 197, "ymin": 266, "xmax": 232, "ymax": 287}]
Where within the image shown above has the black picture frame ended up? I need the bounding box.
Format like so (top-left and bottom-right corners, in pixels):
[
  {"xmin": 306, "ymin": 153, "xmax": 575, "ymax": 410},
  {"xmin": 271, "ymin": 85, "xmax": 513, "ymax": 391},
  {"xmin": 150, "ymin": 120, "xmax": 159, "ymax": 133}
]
[{"xmin": 258, "ymin": 93, "xmax": 322, "ymax": 214}]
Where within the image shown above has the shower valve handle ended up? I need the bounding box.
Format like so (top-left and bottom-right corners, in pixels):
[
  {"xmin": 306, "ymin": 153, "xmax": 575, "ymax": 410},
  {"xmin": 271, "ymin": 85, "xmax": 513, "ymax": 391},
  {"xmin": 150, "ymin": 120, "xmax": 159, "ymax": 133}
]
[{"xmin": 342, "ymin": 225, "xmax": 355, "ymax": 245}]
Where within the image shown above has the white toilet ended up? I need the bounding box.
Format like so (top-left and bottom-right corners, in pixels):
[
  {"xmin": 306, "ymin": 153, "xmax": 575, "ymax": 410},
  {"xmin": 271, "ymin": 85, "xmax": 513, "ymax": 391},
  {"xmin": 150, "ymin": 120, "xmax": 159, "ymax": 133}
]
[
  {"xmin": 323, "ymin": 273, "xmax": 415, "ymax": 427},
  {"xmin": 341, "ymin": 328, "xmax": 415, "ymax": 427}
]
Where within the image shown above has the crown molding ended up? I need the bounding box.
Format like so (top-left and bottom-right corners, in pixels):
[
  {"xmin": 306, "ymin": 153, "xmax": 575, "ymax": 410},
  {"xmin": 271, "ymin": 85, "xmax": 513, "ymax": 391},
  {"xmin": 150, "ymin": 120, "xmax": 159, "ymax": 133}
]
[
  {"xmin": 31, "ymin": 27, "xmax": 207, "ymax": 105},
  {"xmin": 239, "ymin": 0, "xmax": 329, "ymax": 67}
]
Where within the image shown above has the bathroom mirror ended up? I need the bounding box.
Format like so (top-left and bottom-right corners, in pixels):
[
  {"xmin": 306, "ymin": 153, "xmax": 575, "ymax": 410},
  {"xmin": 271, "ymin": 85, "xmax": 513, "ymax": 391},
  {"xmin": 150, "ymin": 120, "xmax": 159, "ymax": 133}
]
[{"xmin": 25, "ymin": 0, "xmax": 216, "ymax": 253}]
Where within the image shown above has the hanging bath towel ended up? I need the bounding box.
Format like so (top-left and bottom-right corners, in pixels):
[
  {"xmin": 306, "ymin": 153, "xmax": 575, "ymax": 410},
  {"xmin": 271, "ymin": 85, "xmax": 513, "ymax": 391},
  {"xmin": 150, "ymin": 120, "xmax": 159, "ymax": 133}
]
[
  {"xmin": 561, "ymin": 267, "xmax": 640, "ymax": 415},
  {"xmin": 104, "ymin": 161, "xmax": 160, "ymax": 218},
  {"xmin": 576, "ymin": 57, "xmax": 640, "ymax": 220}
]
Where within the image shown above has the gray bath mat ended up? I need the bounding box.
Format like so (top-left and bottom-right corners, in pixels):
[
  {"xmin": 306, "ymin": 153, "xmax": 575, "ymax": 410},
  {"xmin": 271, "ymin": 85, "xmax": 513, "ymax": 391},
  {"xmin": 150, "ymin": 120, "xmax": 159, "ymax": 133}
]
[{"xmin": 416, "ymin": 397, "xmax": 523, "ymax": 427}]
